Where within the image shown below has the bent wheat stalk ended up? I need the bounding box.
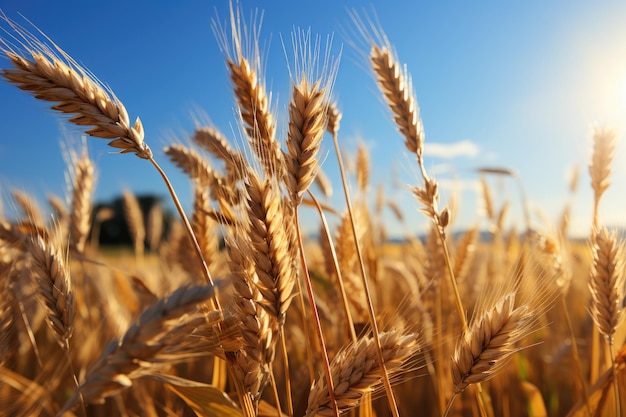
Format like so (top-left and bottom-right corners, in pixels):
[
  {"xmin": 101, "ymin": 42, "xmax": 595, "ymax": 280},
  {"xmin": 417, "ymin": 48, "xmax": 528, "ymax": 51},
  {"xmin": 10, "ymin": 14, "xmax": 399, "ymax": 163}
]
[
  {"xmin": 1, "ymin": 36, "xmax": 150, "ymax": 159},
  {"xmin": 1, "ymin": 21, "xmax": 218, "ymax": 299},
  {"xmin": 365, "ymin": 32, "xmax": 480, "ymax": 415}
]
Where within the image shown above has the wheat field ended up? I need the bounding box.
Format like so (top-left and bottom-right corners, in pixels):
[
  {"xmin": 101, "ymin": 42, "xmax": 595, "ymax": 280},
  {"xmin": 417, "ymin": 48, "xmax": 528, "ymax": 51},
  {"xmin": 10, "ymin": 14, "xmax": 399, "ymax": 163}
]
[{"xmin": 0, "ymin": 4, "xmax": 625, "ymax": 417}]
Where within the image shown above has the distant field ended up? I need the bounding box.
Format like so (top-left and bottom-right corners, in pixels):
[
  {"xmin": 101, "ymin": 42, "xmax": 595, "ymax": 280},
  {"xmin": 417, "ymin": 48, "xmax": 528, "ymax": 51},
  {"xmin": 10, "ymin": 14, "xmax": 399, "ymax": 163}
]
[{"xmin": 1, "ymin": 4, "xmax": 625, "ymax": 417}]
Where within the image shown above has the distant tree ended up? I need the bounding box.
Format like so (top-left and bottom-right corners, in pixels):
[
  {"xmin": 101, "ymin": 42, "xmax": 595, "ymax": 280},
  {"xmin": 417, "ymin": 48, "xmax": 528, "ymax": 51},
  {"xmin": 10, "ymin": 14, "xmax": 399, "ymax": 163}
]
[{"xmin": 91, "ymin": 194, "xmax": 173, "ymax": 248}]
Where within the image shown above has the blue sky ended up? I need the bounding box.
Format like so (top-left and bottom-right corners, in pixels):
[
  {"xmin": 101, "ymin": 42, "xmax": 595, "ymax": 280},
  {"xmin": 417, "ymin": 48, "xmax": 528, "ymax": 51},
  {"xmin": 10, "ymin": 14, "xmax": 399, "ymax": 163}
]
[{"xmin": 1, "ymin": 0, "xmax": 626, "ymax": 238}]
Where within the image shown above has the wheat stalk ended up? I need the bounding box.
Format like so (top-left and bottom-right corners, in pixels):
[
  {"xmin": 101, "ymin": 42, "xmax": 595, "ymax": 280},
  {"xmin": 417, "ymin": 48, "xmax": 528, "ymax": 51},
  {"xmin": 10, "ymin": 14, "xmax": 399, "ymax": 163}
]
[
  {"xmin": 284, "ymin": 88, "xmax": 344, "ymax": 412},
  {"xmin": 368, "ymin": 39, "xmax": 451, "ymax": 234},
  {"xmin": 534, "ymin": 231, "xmax": 592, "ymax": 414},
  {"xmin": 423, "ymin": 223, "xmax": 447, "ymax": 413},
  {"xmin": 214, "ymin": 5, "xmax": 283, "ymax": 180},
  {"xmin": 367, "ymin": 38, "xmax": 473, "ymax": 417},
  {"xmin": 325, "ymin": 78, "xmax": 403, "ymax": 415},
  {"xmin": 587, "ymin": 127, "xmax": 617, "ymax": 385}
]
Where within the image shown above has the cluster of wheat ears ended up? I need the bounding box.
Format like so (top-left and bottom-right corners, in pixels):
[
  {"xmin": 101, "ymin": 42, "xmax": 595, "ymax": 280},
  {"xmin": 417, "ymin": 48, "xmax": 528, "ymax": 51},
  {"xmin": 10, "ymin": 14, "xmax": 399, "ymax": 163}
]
[{"xmin": 0, "ymin": 5, "xmax": 625, "ymax": 417}]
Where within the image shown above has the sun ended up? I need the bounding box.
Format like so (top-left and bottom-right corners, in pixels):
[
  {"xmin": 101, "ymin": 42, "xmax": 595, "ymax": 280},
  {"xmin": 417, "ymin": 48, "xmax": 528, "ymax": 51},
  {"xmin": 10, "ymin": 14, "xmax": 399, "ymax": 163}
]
[{"xmin": 620, "ymin": 74, "xmax": 626, "ymax": 110}]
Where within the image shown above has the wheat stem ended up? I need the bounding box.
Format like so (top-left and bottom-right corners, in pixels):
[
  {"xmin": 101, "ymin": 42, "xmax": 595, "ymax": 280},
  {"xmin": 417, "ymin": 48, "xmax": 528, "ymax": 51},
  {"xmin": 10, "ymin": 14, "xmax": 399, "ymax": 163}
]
[
  {"xmin": 147, "ymin": 157, "xmax": 219, "ymax": 306},
  {"xmin": 280, "ymin": 326, "xmax": 294, "ymax": 417},
  {"xmin": 294, "ymin": 211, "xmax": 340, "ymax": 417},
  {"xmin": 443, "ymin": 393, "xmax": 458, "ymax": 417},
  {"xmin": 307, "ymin": 190, "xmax": 357, "ymax": 342},
  {"xmin": 560, "ymin": 295, "xmax": 592, "ymax": 417},
  {"xmin": 434, "ymin": 285, "xmax": 446, "ymax": 415},
  {"xmin": 609, "ymin": 343, "xmax": 621, "ymax": 417},
  {"xmin": 330, "ymin": 127, "xmax": 400, "ymax": 417},
  {"xmin": 268, "ymin": 370, "xmax": 283, "ymax": 417}
]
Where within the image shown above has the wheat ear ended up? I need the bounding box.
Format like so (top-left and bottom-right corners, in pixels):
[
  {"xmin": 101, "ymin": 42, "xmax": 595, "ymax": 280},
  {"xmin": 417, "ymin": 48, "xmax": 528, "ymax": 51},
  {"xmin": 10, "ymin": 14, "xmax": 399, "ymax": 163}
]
[
  {"xmin": 122, "ymin": 190, "xmax": 145, "ymax": 261},
  {"xmin": 326, "ymin": 100, "xmax": 342, "ymax": 136},
  {"xmin": 68, "ymin": 149, "xmax": 95, "ymax": 254},
  {"xmin": 12, "ymin": 190, "xmax": 45, "ymax": 228},
  {"xmin": 370, "ymin": 45, "xmax": 423, "ymax": 155},
  {"xmin": 355, "ymin": 143, "xmax": 370, "ymax": 193},
  {"xmin": 306, "ymin": 330, "xmax": 420, "ymax": 416},
  {"xmin": 227, "ymin": 233, "xmax": 276, "ymax": 411},
  {"xmin": 191, "ymin": 184, "xmax": 217, "ymax": 274},
  {"xmin": 589, "ymin": 127, "xmax": 615, "ymax": 229},
  {"xmin": 27, "ymin": 234, "xmax": 74, "ymax": 350},
  {"xmin": 164, "ymin": 143, "xmax": 220, "ymax": 189},
  {"xmin": 228, "ymin": 56, "xmax": 283, "ymax": 174},
  {"xmin": 58, "ymin": 284, "xmax": 219, "ymax": 413},
  {"xmin": 451, "ymin": 292, "xmax": 532, "ymax": 394},
  {"xmin": 0, "ymin": 275, "xmax": 16, "ymax": 366},
  {"xmin": 285, "ymin": 77, "xmax": 328, "ymax": 203},
  {"xmin": 589, "ymin": 227, "xmax": 626, "ymax": 344},
  {"xmin": 146, "ymin": 201, "xmax": 163, "ymax": 252},
  {"xmin": 1, "ymin": 36, "xmax": 151, "ymax": 159},
  {"xmin": 453, "ymin": 226, "xmax": 479, "ymax": 281},
  {"xmin": 193, "ymin": 126, "xmax": 246, "ymax": 178},
  {"xmin": 244, "ymin": 171, "xmax": 296, "ymax": 322},
  {"xmin": 216, "ymin": 4, "xmax": 283, "ymax": 179},
  {"xmin": 47, "ymin": 194, "xmax": 69, "ymax": 223}
]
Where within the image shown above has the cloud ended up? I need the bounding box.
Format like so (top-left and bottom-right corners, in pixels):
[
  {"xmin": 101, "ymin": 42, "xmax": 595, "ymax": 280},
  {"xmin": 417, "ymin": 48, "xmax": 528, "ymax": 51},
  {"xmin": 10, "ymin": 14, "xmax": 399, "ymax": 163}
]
[
  {"xmin": 424, "ymin": 140, "xmax": 479, "ymax": 159},
  {"xmin": 437, "ymin": 178, "xmax": 482, "ymax": 194}
]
